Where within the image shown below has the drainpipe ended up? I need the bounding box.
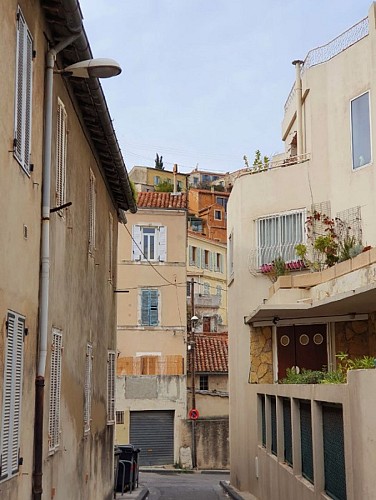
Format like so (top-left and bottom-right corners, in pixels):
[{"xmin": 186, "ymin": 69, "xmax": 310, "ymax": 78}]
[
  {"xmin": 173, "ymin": 163, "xmax": 178, "ymax": 193},
  {"xmin": 33, "ymin": 33, "xmax": 80, "ymax": 500},
  {"xmin": 292, "ymin": 60, "xmax": 304, "ymax": 157}
]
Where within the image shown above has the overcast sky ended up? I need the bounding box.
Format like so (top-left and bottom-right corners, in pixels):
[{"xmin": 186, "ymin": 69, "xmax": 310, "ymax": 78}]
[{"xmin": 78, "ymin": 0, "xmax": 372, "ymax": 173}]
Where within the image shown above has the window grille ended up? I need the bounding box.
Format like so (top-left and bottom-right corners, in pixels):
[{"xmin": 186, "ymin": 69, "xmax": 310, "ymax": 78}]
[
  {"xmin": 49, "ymin": 328, "xmax": 63, "ymax": 452},
  {"xmin": 283, "ymin": 398, "xmax": 293, "ymax": 466},
  {"xmin": 84, "ymin": 344, "xmax": 93, "ymax": 433},
  {"xmin": 300, "ymin": 401, "xmax": 314, "ymax": 484},
  {"xmin": 199, "ymin": 375, "xmax": 208, "ymax": 391},
  {"xmin": 270, "ymin": 396, "xmax": 277, "ymax": 456},
  {"xmin": 259, "ymin": 395, "xmax": 266, "ymax": 448},
  {"xmin": 257, "ymin": 210, "xmax": 305, "ymax": 266},
  {"xmin": 116, "ymin": 411, "xmax": 124, "ymax": 425},
  {"xmin": 107, "ymin": 351, "xmax": 116, "ymax": 425},
  {"xmin": 323, "ymin": 404, "xmax": 347, "ymax": 500}
]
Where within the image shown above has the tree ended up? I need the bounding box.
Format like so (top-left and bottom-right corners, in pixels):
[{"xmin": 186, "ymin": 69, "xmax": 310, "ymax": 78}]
[
  {"xmin": 155, "ymin": 180, "xmax": 173, "ymax": 192},
  {"xmin": 155, "ymin": 153, "xmax": 164, "ymax": 170}
]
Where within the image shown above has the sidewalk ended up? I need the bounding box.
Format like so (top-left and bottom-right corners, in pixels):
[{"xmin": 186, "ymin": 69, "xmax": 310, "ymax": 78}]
[
  {"xmin": 219, "ymin": 480, "xmax": 258, "ymax": 500},
  {"xmin": 115, "ymin": 486, "xmax": 148, "ymax": 500}
]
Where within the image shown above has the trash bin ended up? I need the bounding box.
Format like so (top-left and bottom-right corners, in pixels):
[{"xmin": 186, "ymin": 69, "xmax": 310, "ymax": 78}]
[
  {"xmin": 115, "ymin": 444, "xmax": 141, "ymax": 493},
  {"xmin": 114, "ymin": 447, "xmax": 122, "ymax": 497}
]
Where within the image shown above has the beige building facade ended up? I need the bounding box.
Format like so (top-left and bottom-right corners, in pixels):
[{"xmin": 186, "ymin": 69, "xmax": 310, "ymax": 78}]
[
  {"xmin": 228, "ymin": 4, "xmax": 376, "ymax": 500},
  {"xmin": 188, "ymin": 232, "xmax": 227, "ymax": 331},
  {"xmin": 116, "ymin": 192, "xmax": 188, "ymax": 466},
  {"xmin": 0, "ymin": 2, "xmax": 136, "ymax": 500}
]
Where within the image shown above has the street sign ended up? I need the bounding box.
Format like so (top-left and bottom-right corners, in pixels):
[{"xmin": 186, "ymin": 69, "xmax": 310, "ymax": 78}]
[{"xmin": 189, "ymin": 408, "xmax": 199, "ymax": 420}]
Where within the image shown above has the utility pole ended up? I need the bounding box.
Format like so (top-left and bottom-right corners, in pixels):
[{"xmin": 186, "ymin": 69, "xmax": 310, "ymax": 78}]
[{"xmin": 190, "ymin": 277, "xmax": 197, "ymax": 468}]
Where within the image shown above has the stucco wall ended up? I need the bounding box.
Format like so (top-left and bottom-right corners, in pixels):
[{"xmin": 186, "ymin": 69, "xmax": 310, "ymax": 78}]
[{"xmin": 181, "ymin": 418, "xmax": 229, "ymax": 470}]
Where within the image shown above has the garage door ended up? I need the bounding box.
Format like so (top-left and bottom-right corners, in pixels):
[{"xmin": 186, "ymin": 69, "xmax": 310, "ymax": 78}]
[{"xmin": 130, "ymin": 410, "xmax": 174, "ymax": 466}]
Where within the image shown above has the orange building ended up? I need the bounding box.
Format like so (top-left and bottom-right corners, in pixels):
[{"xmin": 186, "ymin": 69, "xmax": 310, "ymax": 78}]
[{"xmin": 188, "ymin": 188, "xmax": 229, "ymax": 243}]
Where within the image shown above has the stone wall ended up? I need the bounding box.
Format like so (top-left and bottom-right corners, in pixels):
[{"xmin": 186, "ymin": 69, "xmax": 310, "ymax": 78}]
[
  {"xmin": 335, "ymin": 316, "xmax": 376, "ymax": 359},
  {"xmin": 249, "ymin": 326, "xmax": 273, "ymax": 383},
  {"xmin": 180, "ymin": 417, "xmax": 229, "ymax": 469}
]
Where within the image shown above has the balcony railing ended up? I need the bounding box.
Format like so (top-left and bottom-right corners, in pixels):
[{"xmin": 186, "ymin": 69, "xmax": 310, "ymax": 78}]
[
  {"xmin": 285, "ymin": 17, "xmax": 369, "ymax": 112},
  {"xmin": 236, "ymin": 153, "xmax": 310, "ymax": 182}
]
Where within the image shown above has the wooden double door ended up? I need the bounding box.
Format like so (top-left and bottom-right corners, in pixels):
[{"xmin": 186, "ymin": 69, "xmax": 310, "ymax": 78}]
[{"xmin": 277, "ymin": 324, "xmax": 328, "ymax": 380}]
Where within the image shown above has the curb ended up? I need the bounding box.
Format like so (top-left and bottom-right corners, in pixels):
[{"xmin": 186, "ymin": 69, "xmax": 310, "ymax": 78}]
[
  {"xmin": 140, "ymin": 468, "xmax": 229, "ymax": 474},
  {"xmin": 136, "ymin": 487, "xmax": 149, "ymax": 500},
  {"xmin": 219, "ymin": 480, "xmax": 246, "ymax": 500}
]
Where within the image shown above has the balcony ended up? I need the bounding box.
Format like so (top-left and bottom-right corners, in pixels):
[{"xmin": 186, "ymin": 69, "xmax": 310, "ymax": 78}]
[
  {"xmin": 117, "ymin": 355, "xmax": 184, "ymax": 375},
  {"xmin": 193, "ymin": 292, "xmax": 221, "ymax": 309},
  {"xmin": 251, "ymin": 369, "xmax": 376, "ymax": 500}
]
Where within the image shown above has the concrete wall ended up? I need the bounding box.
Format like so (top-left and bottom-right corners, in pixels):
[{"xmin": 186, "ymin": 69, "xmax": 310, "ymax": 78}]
[
  {"xmin": 181, "ymin": 418, "xmax": 229, "ymax": 470},
  {"xmin": 243, "ymin": 369, "xmax": 376, "ymax": 500},
  {"xmin": 115, "ymin": 375, "xmax": 187, "ymax": 464}
]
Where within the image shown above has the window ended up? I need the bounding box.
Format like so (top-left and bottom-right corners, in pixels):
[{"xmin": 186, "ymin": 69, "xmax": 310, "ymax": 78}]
[
  {"xmin": 215, "ymin": 252, "xmax": 223, "ymax": 272},
  {"xmin": 214, "ymin": 210, "xmax": 222, "ymax": 220},
  {"xmin": 84, "ymin": 344, "xmax": 93, "ymax": 433},
  {"xmin": 108, "ymin": 212, "xmax": 114, "ymax": 282},
  {"xmin": 14, "ymin": 8, "xmax": 33, "ymax": 173},
  {"xmin": 204, "ymin": 250, "xmax": 210, "ymax": 269},
  {"xmin": 140, "ymin": 289, "xmax": 159, "ymax": 326},
  {"xmin": 88, "ymin": 170, "xmax": 96, "ymax": 255},
  {"xmin": 49, "ymin": 328, "xmax": 63, "ymax": 453},
  {"xmin": 228, "ymin": 232, "xmax": 234, "ymax": 278},
  {"xmin": 216, "ymin": 197, "xmax": 228, "ymax": 211},
  {"xmin": 177, "ymin": 180, "xmax": 183, "ymax": 191},
  {"xmin": 0, "ymin": 311, "xmax": 25, "ymax": 481},
  {"xmin": 187, "ymin": 281, "xmax": 191, "ymax": 297},
  {"xmin": 257, "ymin": 210, "xmax": 305, "ymax": 266},
  {"xmin": 351, "ymin": 91, "xmax": 371, "ymax": 169},
  {"xmin": 116, "ymin": 411, "xmax": 124, "ymax": 425},
  {"xmin": 199, "ymin": 375, "xmax": 209, "ymax": 391},
  {"xmin": 107, "ymin": 351, "xmax": 116, "ymax": 425},
  {"xmin": 203, "ymin": 282, "xmax": 210, "ymax": 295},
  {"xmin": 154, "ymin": 176, "xmax": 160, "ymax": 185},
  {"xmin": 132, "ymin": 225, "xmax": 166, "ymax": 262},
  {"xmin": 56, "ymin": 98, "xmax": 68, "ymax": 210}
]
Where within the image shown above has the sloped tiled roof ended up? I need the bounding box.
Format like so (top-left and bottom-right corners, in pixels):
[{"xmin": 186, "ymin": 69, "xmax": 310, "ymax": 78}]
[
  {"xmin": 194, "ymin": 333, "xmax": 228, "ymax": 373},
  {"xmin": 137, "ymin": 192, "xmax": 188, "ymax": 209}
]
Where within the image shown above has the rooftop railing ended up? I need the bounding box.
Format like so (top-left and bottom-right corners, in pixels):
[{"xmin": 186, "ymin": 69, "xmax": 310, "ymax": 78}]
[{"xmin": 285, "ymin": 17, "xmax": 369, "ymax": 112}]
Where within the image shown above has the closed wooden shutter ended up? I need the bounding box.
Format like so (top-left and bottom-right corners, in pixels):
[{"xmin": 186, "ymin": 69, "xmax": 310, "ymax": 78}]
[
  {"xmin": 107, "ymin": 351, "xmax": 115, "ymax": 424},
  {"xmin": 189, "ymin": 245, "xmax": 193, "ymax": 265},
  {"xmin": 14, "ymin": 8, "xmax": 33, "ymax": 172},
  {"xmin": 132, "ymin": 225, "xmax": 142, "ymax": 261},
  {"xmin": 88, "ymin": 170, "xmax": 96, "ymax": 254},
  {"xmin": 56, "ymin": 98, "xmax": 67, "ymax": 209},
  {"xmin": 84, "ymin": 344, "xmax": 93, "ymax": 433},
  {"xmin": 0, "ymin": 311, "xmax": 25, "ymax": 480},
  {"xmin": 49, "ymin": 329, "xmax": 63, "ymax": 452},
  {"xmin": 158, "ymin": 226, "xmax": 167, "ymax": 261},
  {"xmin": 141, "ymin": 289, "xmax": 159, "ymax": 326}
]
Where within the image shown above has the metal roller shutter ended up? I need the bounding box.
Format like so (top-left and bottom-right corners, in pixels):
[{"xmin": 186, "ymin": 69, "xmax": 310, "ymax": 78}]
[{"xmin": 130, "ymin": 410, "xmax": 174, "ymax": 466}]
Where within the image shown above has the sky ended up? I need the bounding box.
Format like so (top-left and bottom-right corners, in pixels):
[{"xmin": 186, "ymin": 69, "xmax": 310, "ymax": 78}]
[{"xmin": 78, "ymin": 0, "xmax": 373, "ymax": 174}]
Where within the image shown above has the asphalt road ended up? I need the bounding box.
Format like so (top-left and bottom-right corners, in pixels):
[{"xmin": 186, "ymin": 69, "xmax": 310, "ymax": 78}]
[{"xmin": 140, "ymin": 471, "xmax": 230, "ymax": 500}]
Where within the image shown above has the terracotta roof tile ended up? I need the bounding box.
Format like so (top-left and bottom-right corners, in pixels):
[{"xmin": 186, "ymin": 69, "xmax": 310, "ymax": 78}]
[
  {"xmin": 137, "ymin": 192, "xmax": 188, "ymax": 209},
  {"xmin": 194, "ymin": 333, "xmax": 228, "ymax": 373}
]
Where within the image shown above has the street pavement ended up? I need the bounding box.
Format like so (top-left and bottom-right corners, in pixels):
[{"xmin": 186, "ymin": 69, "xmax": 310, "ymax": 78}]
[{"xmin": 115, "ymin": 471, "xmax": 231, "ymax": 500}]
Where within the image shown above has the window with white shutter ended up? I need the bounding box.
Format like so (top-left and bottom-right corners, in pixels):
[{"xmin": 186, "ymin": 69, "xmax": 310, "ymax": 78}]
[
  {"xmin": 140, "ymin": 289, "xmax": 159, "ymax": 326},
  {"xmin": 108, "ymin": 212, "xmax": 114, "ymax": 282},
  {"xmin": 107, "ymin": 351, "xmax": 116, "ymax": 425},
  {"xmin": 14, "ymin": 8, "xmax": 33, "ymax": 173},
  {"xmin": 84, "ymin": 344, "xmax": 93, "ymax": 433},
  {"xmin": 132, "ymin": 225, "xmax": 167, "ymax": 262},
  {"xmin": 88, "ymin": 169, "xmax": 96, "ymax": 255},
  {"xmin": 48, "ymin": 328, "xmax": 63, "ymax": 453},
  {"xmin": 56, "ymin": 98, "xmax": 67, "ymax": 211},
  {"xmin": 0, "ymin": 311, "xmax": 25, "ymax": 481}
]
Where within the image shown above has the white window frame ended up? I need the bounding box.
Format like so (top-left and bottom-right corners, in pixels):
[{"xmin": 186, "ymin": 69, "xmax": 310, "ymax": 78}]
[
  {"xmin": 84, "ymin": 343, "xmax": 93, "ymax": 433},
  {"xmin": 107, "ymin": 351, "xmax": 116, "ymax": 425},
  {"xmin": 56, "ymin": 98, "xmax": 68, "ymax": 212},
  {"xmin": 89, "ymin": 169, "xmax": 96, "ymax": 255},
  {"xmin": 49, "ymin": 328, "xmax": 63, "ymax": 453},
  {"xmin": 140, "ymin": 288, "xmax": 160, "ymax": 326},
  {"xmin": 0, "ymin": 311, "xmax": 25, "ymax": 482},
  {"xmin": 257, "ymin": 209, "xmax": 306, "ymax": 267},
  {"xmin": 350, "ymin": 90, "xmax": 372, "ymax": 170},
  {"xmin": 14, "ymin": 8, "xmax": 33, "ymax": 174},
  {"xmin": 132, "ymin": 225, "xmax": 167, "ymax": 262}
]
